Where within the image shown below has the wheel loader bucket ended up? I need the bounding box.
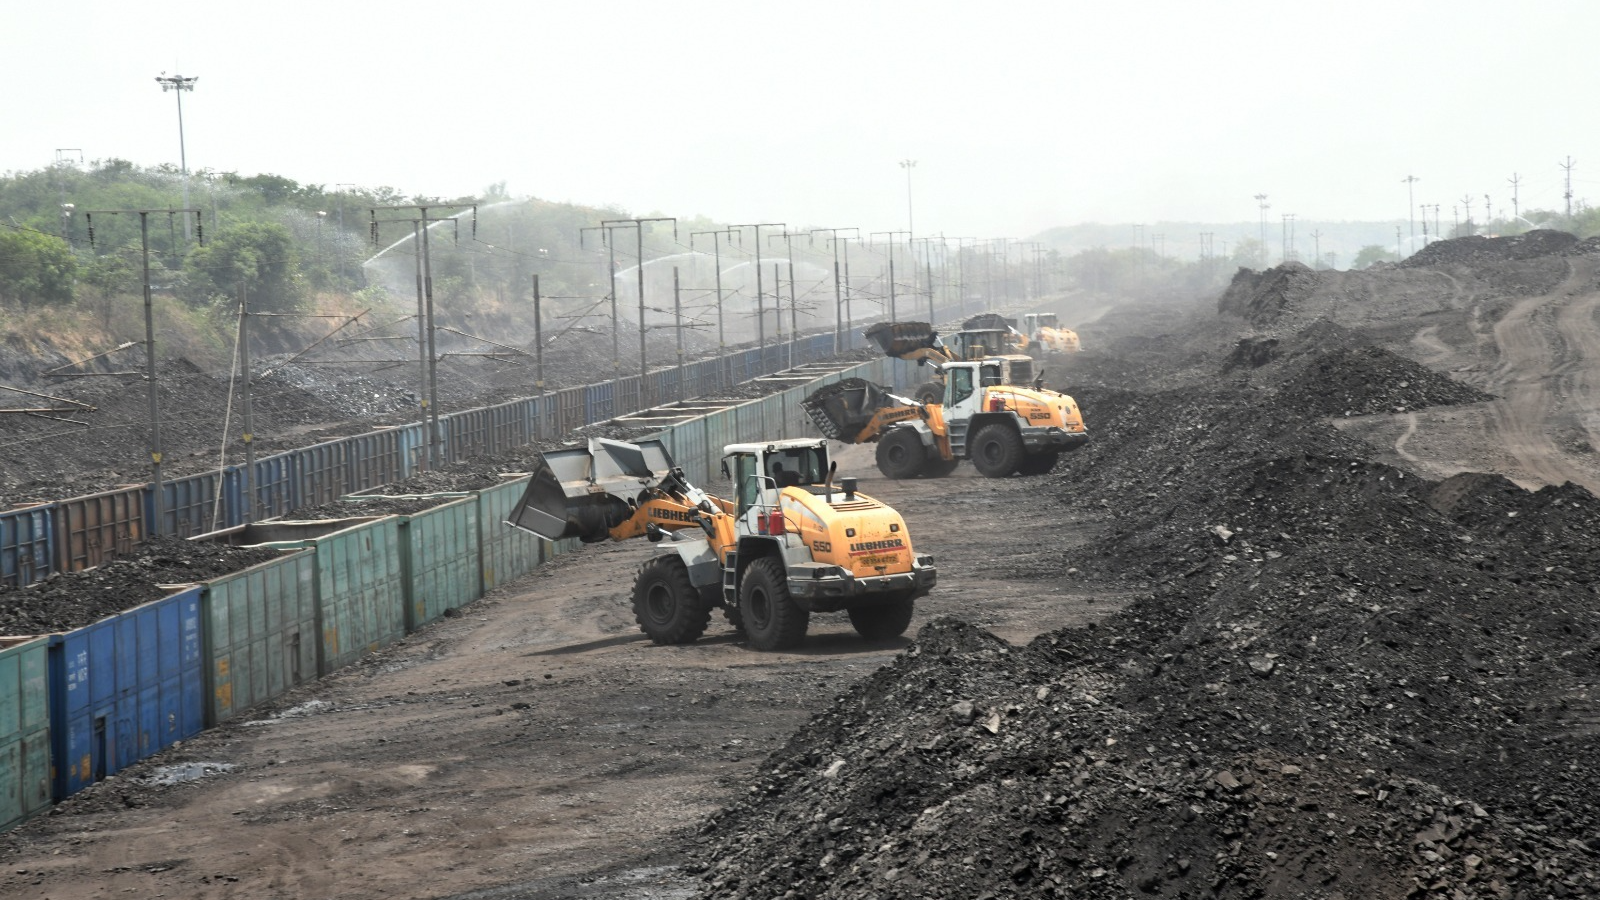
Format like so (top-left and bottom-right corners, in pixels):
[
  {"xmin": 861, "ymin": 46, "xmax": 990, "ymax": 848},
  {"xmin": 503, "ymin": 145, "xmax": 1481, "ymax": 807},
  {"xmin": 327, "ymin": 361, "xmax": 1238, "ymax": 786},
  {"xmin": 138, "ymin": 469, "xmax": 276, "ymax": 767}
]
[
  {"xmin": 507, "ymin": 438, "xmax": 675, "ymax": 542},
  {"xmin": 803, "ymin": 377, "xmax": 899, "ymax": 441},
  {"xmin": 865, "ymin": 321, "xmax": 938, "ymax": 358}
]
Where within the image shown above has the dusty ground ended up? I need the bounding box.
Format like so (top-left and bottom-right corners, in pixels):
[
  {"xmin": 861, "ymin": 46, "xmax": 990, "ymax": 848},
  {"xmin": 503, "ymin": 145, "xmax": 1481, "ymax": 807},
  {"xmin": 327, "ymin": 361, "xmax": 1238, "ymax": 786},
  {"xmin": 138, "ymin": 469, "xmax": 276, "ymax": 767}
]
[
  {"xmin": 0, "ymin": 448, "xmax": 1129, "ymax": 900},
  {"xmin": 12, "ymin": 235, "xmax": 1600, "ymax": 898}
]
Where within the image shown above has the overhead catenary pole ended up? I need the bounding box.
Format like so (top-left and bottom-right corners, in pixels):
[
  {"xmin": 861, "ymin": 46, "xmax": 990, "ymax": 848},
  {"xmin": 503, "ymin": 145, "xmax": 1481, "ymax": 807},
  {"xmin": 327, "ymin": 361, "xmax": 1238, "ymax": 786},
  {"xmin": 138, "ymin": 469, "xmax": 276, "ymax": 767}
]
[
  {"xmin": 691, "ymin": 227, "xmax": 741, "ymax": 388},
  {"xmin": 581, "ymin": 223, "xmax": 627, "ymax": 379},
  {"xmin": 81, "ymin": 206, "xmax": 203, "ymax": 533},
  {"xmin": 899, "ymin": 159, "xmax": 919, "ymax": 302},
  {"xmin": 1508, "ymin": 173, "xmax": 1522, "ymax": 220},
  {"xmin": 673, "ymin": 267, "xmax": 686, "ymax": 400},
  {"xmin": 732, "ymin": 223, "xmax": 785, "ymax": 361},
  {"xmin": 1254, "ymin": 193, "xmax": 1270, "ymax": 267},
  {"xmin": 599, "ymin": 216, "xmax": 679, "ymax": 398},
  {"xmin": 870, "ymin": 231, "xmax": 911, "ymax": 322},
  {"xmin": 1561, "ymin": 157, "xmax": 1576, "ymax": 220},
  {"xmin": 809, "ymin": 227, "xmax": 858, "ymax": 353}
]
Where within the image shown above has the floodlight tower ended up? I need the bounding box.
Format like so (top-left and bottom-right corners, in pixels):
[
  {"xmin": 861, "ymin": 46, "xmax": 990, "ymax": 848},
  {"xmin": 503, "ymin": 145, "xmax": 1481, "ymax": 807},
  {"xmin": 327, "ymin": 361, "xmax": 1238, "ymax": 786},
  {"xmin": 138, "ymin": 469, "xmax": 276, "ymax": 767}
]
[{"xmin": 155, "ymin": 73, "xmax": 198, "ymax": 239}]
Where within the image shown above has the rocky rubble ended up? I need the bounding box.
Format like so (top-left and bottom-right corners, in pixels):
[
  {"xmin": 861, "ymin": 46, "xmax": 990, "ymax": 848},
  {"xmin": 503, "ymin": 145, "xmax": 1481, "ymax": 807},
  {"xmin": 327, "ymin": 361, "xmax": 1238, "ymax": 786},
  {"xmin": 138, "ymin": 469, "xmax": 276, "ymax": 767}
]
[{"xmin": 689, "ymin": 323, "xmax": 1598, "ymax": 899}]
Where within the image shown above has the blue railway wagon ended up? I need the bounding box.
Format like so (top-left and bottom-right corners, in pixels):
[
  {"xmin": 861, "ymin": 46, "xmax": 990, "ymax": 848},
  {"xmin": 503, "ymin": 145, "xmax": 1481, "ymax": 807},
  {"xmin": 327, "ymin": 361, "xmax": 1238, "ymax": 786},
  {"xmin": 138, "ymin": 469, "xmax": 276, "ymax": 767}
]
[
  {"xmin": 347, "ymin": 428, "xmax": 410, "ymax": 493},
  {"xmin": 583, "ymin": 382, "xmax": 615, "ymax": 426},
  {"xmin": 249, "ymin": 452, "xmax": 296, "ymax": 521},
  {"xmin": 0, "ymin": 504, "xmax": 54, "ymax": 588},
  {"xmin": 554, "ymin": 387, "xmax": 586, "ymax": 435},
  {"xmin": 292, "ymin": 439, "xmax": 353, "ymax": 509},
  {"xmin": 0, "ymin": 636, "xmax": 51, "ymax": 833},
  {"xmin": 154, "ymin": 470, "xmax": 237, "ymax": 538},
  {"xmin": 614, "ymin": 376, "xmax": 641, "ymax": 417},
  {"xmin": 47, "ymin": 586, "xmax": 203, "ymax": 801}
]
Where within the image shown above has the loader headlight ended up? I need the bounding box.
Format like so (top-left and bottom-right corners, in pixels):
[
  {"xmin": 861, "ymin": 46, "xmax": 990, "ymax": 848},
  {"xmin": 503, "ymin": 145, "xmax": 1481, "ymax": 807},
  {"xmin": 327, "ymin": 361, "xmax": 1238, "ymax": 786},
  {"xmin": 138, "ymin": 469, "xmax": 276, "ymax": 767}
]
[{"xmin": 813, "ymin": 566, "xmax": 841, "ymax": 579}]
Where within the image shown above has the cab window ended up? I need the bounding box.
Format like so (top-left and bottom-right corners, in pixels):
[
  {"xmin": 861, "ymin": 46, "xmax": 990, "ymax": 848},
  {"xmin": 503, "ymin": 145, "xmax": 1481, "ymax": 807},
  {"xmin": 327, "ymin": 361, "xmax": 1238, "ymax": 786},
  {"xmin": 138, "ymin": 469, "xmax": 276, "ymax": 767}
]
[
  {"xmin": 732, "ymin": 454, "xmax": 760, "ymax": 513},
  {"xmin": 767, "ymin": 446, "xmax": 826, "ymax": 488},
  {"xmin": 947, "ymin": 366, "xmax": 975, "ymax": 405},
  {"xmin": 980, "ymin": 362, "xmax": 1003, "ymax": 387}
]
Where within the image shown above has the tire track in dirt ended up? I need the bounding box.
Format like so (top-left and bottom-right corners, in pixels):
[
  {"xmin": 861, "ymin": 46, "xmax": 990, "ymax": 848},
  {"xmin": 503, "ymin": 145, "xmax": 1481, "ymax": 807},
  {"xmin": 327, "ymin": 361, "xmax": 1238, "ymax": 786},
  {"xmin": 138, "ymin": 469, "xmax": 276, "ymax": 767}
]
[{"xmin": 1481, "ymin": 259, "xmax": 1591, "ymax": 488}]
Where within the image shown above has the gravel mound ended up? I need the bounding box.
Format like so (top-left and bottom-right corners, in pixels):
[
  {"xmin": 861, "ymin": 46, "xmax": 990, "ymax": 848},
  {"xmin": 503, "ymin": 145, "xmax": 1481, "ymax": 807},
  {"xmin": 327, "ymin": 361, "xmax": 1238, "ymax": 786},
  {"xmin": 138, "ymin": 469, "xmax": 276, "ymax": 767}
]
[{"xmin": 0, "ymin": 537, "xmax": 284, "ymax": 635}]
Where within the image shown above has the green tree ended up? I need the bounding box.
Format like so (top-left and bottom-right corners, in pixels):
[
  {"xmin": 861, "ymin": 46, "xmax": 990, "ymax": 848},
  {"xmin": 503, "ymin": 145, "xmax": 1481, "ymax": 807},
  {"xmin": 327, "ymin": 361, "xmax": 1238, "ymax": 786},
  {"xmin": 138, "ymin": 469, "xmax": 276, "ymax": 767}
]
[
  {"xmin": 0, "ymin": 227, "xmax": 77, "ymax": 307},
  {"xmin": 1351, "ymin": 245, "xmax": 1396, "ymax": 269},
  {"xmin": 184, "ymin": 221, "xmax": 303, "ymax": 312}
]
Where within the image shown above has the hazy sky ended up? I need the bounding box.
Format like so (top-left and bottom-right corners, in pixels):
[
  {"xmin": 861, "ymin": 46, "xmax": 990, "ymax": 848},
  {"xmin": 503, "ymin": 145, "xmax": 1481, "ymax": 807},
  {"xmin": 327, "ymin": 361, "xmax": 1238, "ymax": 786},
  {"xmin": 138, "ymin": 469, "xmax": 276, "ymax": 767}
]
[{"xmin": 5, "ymin": 1, "xmax": 1597, "ymax": 239}]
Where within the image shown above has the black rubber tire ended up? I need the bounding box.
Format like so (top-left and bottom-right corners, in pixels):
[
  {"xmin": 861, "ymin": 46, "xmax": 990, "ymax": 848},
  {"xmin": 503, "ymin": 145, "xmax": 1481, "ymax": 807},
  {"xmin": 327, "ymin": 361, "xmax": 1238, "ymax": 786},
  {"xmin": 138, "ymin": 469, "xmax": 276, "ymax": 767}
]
[
  {"xmin": 631, "ymin": 555, "xmax": 711, "ymax": 645},
  {"xmin": 922, "ymin": 456, "xmax": 960, "ymax": 478},
  {"xmin": 738, "ymin": 557, "xmax": 809, "ymax": 651},
  {"xmin": 722, "ymin": 602, "xmax": 746, "ymax": 634},
  {"xmin": 847, "ymin": 593, "xmax": 915, "ymax": 640},
  {"xmin": 913, "ymin": 381, "xmax": 943, "ymax": 405},
  {"xmin": 970, "ymin": 422, "xmax": 1025, "ymax": 477},
  {"xmin": 1016, "ymin": 451, "xmax": 1060, "ymax": 476},
  {"xmin": 875, "ymin": 428, "xmax": 927, "ymax": 479}
]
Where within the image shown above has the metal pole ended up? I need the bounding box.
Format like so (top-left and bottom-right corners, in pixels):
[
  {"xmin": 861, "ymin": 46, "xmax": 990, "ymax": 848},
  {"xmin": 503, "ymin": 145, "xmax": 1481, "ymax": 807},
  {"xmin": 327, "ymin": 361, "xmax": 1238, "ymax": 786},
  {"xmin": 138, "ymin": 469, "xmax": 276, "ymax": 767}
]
[
  {"xmin": 637, "ymin": 225, "xmax": 648, "ymax": 394},
  {"xmin": 673, "ymin": 266, "xmax": 685, "ymax": 401},
  {"xmin": 843, "ymin": 241, "xmax": 853, "ymax": 345},
  {"xmin": 833, "ymin": 259, "xmax": 843, "ymax": 354},
  {"xmin": 773, "ymin": 263, "xmax": 783, "ymax": 354},
  {"xmin": 176, "ymin": 88, "xmax": 190, "ymax": 241},
  {"xmin": 412, "ymin": 221, "xmax": 428, "ymax": 461},
  {"xmin": 608, "ymin": 232, "xmax": 619, "ymax": 377},
  {"xmin": 533, "ymin": 274, "xmax": 545, "ymax": 439},
  {"xmin": 239, "ymin": 285, "xmax": 256, "ymax": 523},
  {"xmin": 141, "ymin": 213, "xmax": 166, "ymax": 533},
  {"xmin": 421, "ymin": 214, "xmax": 440, "ymax": 469},
  {"xmin": 889, "ymin": 256, "xmax": 897, "ymax": 322},
  {"xmin": 787, "ymin": 262, "xmax": 797, "ymax": 369}
]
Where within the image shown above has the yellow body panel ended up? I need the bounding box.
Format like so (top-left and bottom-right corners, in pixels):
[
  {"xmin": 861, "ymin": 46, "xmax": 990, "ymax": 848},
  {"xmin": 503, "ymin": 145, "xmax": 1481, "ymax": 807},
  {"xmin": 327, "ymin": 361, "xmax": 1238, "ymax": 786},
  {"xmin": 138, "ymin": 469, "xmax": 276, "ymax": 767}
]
[
  {"xmin": 779, "ymin": 487, "xmax": 916, "ymax": 579},
  {"xmin": 1038, "ymin": 326, "xmax": 1081, "ymax": 353},
  {"xmin": 982, "ymin": 385, "xmax": 1087, "ymax": 434}
]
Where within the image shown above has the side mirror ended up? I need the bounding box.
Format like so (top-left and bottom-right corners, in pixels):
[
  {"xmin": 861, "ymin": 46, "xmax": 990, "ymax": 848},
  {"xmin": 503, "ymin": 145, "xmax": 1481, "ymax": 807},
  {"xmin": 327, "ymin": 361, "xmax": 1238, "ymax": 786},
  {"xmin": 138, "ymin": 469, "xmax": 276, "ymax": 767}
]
[{"xmin": 719, "ymin": 459, "xmax": 731, "ymax": 479}]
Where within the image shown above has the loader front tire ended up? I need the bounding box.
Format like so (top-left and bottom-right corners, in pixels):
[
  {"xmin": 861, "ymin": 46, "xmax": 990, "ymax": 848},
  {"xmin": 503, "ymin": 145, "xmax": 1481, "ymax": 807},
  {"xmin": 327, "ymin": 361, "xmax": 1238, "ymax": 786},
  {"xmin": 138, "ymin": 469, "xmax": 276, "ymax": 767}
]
[
  {"xmin": 739, "ymin": 557, "xmax": 809, "ymax": 651},
  {"xmin": 847, "ymin": 593, "xmax": 915, "ymax": 640},
  {"xmin": 970, "ymin": 423, "xmax": 1024, "ymax": 477},
  {"xmin": 876, "ymin": 428, "xmax": 927, "ymax": 479},
  {"xmin": 632, "ymin": 555, "xmax": 711, "ymax": 645}
]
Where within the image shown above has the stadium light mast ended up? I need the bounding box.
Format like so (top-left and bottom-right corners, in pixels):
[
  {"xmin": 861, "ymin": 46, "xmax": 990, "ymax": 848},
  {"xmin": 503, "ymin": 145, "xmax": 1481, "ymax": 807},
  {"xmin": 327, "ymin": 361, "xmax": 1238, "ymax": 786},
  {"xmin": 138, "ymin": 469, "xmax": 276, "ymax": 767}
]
[{"xmin": 155, "ymin": 73, "xmax": 198, "ymax": 239}]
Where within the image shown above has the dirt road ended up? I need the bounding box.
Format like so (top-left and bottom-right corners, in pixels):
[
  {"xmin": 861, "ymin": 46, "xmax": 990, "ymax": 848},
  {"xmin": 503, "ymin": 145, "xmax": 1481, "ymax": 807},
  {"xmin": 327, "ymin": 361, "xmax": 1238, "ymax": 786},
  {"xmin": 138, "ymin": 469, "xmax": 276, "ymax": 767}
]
[{"xmin": 0, "ymin": 449, "xmax": 1125, "ymax": 900}]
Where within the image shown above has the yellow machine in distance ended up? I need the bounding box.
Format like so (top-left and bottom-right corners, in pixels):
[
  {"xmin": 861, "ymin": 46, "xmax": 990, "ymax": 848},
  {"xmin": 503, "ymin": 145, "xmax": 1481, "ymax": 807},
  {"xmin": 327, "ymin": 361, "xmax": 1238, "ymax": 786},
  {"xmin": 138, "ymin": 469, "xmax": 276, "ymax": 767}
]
[
  {"xmin": 1023, "ymin": 312, "xmax": 1082, "ymax": 354},
  {"xmin": 506, "ymin": 437, "xmax": 936, "ymax": 650},
  {"xmin": 803, "ymin": 356, "xmax": 1089, "ymax": 479}
]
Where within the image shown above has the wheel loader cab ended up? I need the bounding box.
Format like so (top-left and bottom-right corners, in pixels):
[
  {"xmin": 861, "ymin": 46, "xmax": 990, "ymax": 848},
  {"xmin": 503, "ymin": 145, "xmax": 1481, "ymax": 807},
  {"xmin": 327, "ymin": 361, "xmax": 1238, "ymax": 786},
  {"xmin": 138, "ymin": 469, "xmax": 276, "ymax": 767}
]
[{"xmin": 727, "ymin": 443, "xmax": 830, "ymax": 533}]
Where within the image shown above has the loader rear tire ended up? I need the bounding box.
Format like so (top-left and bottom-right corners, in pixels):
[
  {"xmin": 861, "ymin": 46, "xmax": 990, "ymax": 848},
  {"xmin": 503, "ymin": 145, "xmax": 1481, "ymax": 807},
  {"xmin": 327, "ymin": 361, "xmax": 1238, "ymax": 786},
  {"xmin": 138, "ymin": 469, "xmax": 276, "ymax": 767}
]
[
  {"xmin": 1016, "ymin": 451, "xmax": 1060, "ymax": 476},
  {"xmin": 739, "ymin": 557, "xmax": 809, "ymax": 651},
  {"xmin": 876, "ymin": 428, "xmax": 927, "ymax": 479},
  {"xmin": 632, "ymin": 555, "xmax": 711, "ymax": 645},
  {"xmin": 913, "ymin": 381, "xmax": 943, "ymax": 405},
  {"xmin": 970, "ymin": 423, "xmax": 1024, "ymax": 477},
  {"xmin": 847, "ymin": 593, "xmax": 915, "ymax": 640}
]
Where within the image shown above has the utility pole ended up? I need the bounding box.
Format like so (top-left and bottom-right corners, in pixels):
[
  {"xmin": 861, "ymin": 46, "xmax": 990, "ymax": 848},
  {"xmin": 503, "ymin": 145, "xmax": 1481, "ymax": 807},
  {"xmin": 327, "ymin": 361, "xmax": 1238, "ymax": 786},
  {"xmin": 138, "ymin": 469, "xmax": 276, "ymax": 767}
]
[
  {"xmin": 1254, "ymin": 194, "xmax": 1270, "ymax": 267},
  {"xmin": 673, "ymin": 267, "xmax": 685, "ymax": 400},
  {"xmin": 1396, "ymin": 226, "xmax": 1403, "ymax": 261},
  {"xmin": 371, "ymin": 202, "xmax": 477, "ymax": 468},
  {"xmin": 1508, "ymin": 173, "xmax": 1522, "ymax": 220},
  {"xmin": 1309, "ymin": 229, "xmax": 1323, "ymax": 269},
  {"xmin": 1280, "ymin": 214, "xmax": 1294, "ymax": 263},
  {"xmin": 1461, "ymin": 194, "xmax": 1475, "ymax": 234},
  {"xmin": 1484, "ymin": 194, "xmax": 1493, "ymax": 226},
  {"xmin": 54, "ymin": 149, "xmax": 83, "ymax": 244},
  {"xmin": 900, "ymin": 160, "xmax": 918, "ymax": 306},
  {"xmin": 809, "ymin": 227, "xmax": 859, "ymax": 353},
  {"xmin": 81, "ymin": 207, "xmax": 203, "ymax": 534},
  {"xmin": 155, "ymin": 73, "xmax": 198, "ymax": 241},
  {"xmin": 691, "ymin": 227, "xmax": 741, "ymax": 387},
  {"xmin": 911, "ymin": 236, "xmax": 939, "ymax": 317},
  {"xmin": 580, "ymin": 222, "xmax": 628, "ymax": 377},
  {"xmin": 1402, "ymin": 174, "xmax": 1420, "ymax": 256},
  {"xmin": 1561, "ymin": 156, "xmax": 1576, "ymax": 220}
]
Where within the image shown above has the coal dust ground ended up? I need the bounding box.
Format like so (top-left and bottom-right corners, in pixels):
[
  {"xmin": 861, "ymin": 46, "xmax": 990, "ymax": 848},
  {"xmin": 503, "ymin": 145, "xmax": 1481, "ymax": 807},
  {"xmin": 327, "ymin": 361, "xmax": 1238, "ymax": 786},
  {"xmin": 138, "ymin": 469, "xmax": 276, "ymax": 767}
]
[{"xmin": 6, "ymin": 235, "xmax": 1600, "ymax": 900}]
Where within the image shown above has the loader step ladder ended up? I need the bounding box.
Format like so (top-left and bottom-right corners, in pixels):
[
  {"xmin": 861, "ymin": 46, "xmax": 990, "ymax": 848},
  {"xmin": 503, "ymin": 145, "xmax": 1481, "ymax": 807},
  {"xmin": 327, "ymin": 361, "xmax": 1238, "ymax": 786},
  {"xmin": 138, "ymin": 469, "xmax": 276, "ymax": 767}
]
[
  {"xmin": 722, "ymin": 551, "xmax": 739, "ymax": 604},
  {"xmin": 948, "ymin": 418, "xmax": 971, "ymax": 458}
]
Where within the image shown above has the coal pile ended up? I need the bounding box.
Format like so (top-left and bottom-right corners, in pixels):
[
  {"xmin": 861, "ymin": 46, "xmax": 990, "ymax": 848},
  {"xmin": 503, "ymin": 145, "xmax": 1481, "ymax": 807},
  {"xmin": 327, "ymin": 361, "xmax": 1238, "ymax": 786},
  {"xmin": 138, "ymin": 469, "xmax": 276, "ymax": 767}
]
[
  {"xmin": 1400, "ymin": 230, "xmax": 1579, "ymax": 269},
  {"xmin": 1216, "ymin": 262, "xmax": 1320, "ymax": 326},
  {"xmin": 691, "ymin": 335, "xmax": 1600, "ymax": 898},
  {"xmin": 0, "ymin": 537, "xmax": 283, "ymax": 635}
]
